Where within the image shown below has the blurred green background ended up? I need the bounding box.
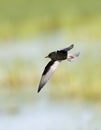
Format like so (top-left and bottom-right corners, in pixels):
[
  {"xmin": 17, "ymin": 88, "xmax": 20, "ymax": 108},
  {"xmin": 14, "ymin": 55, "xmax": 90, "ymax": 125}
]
[
  {"xmin": 0, "ymin": 0, "xmax": 101, "ymax": 130},
  {"xmin": 0, "ymin": 0, "xmax": 101, "ymax": 40}
]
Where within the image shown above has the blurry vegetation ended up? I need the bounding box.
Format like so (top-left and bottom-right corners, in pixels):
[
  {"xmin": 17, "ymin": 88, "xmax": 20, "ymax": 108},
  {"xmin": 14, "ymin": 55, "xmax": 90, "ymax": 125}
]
[
  {"xmin": 0, "ymin": 46, "xmax": 101, "ymax": 101},
  {"xmin": 0, "ymin": 0, "xmax": 101, "ymax": 40},
  {"xmin": 0, "ymin": 58, "xmax": 39, "ymax": 87},
  {"xmin": 0, "ymin": 58, "xmax": 38, "ymax": 112}
]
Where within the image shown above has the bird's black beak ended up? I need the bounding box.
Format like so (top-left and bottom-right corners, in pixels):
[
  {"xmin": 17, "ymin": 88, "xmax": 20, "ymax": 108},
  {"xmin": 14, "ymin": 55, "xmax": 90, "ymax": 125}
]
[{"xmin": 45, "ymin": 56, "xmax": 48, "ymax": 58}]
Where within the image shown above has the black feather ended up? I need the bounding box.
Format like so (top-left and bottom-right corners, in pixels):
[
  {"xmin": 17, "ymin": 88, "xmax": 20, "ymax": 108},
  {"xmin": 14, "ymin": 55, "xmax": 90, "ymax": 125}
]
[{"xmin": 42, "ymin": 60, "xmax": 54, "ymax": 75}]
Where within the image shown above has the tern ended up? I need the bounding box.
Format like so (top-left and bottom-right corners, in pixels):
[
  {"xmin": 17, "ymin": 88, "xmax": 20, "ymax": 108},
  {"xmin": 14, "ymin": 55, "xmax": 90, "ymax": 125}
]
[{"xmin": 37, "ymin": 44, "xmax": 80, "ymax": 93}]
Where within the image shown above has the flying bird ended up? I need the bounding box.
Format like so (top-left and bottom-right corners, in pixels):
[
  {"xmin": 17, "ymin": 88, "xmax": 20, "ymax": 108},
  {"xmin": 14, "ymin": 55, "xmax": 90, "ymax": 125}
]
[{"xmin": 37, "ymin": 44, "xmax": 80, "ymax": 93}]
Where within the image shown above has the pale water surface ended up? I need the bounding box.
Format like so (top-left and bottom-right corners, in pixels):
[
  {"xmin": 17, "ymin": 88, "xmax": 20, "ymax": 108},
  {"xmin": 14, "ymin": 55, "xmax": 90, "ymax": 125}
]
[{"xmin": 0, "ymin": 98, "xmax": 101, "ymax": 130}]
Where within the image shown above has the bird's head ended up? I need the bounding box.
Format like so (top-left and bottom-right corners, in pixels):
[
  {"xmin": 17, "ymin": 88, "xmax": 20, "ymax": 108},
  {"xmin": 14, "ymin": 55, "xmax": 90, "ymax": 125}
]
[{"xmin": 45, "ymin": 52, "xmax": 56, "ymax": 60}]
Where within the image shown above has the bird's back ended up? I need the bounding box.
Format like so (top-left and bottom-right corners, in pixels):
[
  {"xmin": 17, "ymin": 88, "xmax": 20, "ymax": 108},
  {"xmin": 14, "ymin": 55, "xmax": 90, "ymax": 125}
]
[{"xmin": 56, "ymin": 50, "xmax": 67, "ymax": 60}]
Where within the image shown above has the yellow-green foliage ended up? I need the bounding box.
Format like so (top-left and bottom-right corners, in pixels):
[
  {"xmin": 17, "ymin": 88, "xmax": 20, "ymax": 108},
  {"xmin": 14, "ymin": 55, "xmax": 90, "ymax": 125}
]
[
  {"xmin": 0, "ymin": 0, "xmax": 101, "ymax": 39},
  {"xmin": 0, "ymin": 44, "xmax": 101, "ymax": 100}
]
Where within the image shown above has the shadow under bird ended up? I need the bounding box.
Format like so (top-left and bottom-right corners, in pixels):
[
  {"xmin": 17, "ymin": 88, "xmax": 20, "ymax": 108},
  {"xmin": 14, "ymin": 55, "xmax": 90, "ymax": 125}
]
[{"xmin": 37, "ymin": 44, "xmax": 80, "ymax": 93}]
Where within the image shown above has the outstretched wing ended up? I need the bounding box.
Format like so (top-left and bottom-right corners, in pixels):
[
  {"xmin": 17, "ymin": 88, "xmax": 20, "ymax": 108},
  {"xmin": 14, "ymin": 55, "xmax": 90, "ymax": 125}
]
[
  {"xmin": 37, "ymin": 60, "xmax": 60, "ymax": 93},
  {"xmin": 57, "ymin": 44, "xmax": 74, "ymax": 52}
]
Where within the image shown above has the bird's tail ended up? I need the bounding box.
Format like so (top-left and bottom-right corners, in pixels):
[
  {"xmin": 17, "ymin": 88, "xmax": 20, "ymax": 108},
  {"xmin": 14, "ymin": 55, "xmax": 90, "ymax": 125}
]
[{"xmin": 67, "ymin": 52, "xmax": 80, "ymax": 62}]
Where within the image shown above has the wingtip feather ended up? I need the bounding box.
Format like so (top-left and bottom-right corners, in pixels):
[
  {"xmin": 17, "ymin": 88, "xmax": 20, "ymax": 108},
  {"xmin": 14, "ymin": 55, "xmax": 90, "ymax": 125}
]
[{"xmin": 37, "ymin": 86, "xmax": 42, "ymax": 93}]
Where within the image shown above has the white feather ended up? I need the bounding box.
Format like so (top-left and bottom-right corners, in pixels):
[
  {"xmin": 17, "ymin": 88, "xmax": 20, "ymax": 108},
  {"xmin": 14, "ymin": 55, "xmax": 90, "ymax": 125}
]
[{"xmin": 40, "ymin": 61, "xmax": 60, "ymax": 87}]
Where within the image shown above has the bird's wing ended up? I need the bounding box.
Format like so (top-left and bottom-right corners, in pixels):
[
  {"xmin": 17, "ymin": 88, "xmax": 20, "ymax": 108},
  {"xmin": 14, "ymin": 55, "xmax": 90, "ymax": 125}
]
[
  {"xmin": 37, "ymin": 60, "xmax": 60, "ymax": 93},
  {"xmin": 57, "ymin": 44, "xmax": 74, "ymax": 52},
  {"xmin": 67, "ymin": 52, "xmax": 80, "ymax": 62}
]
